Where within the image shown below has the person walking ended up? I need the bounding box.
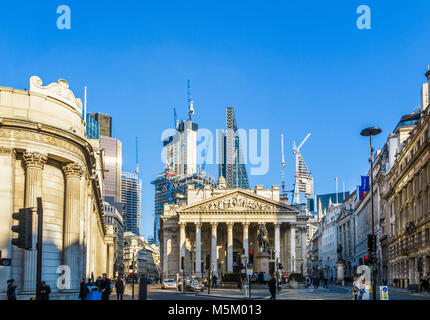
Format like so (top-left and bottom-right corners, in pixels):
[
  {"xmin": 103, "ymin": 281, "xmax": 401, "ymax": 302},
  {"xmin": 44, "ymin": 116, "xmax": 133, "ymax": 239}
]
[
  {"xmin": 212, "ymin": 274, "xmax": 218, "ymax": 288},
  {"xmin": 268, "ymin": 274, "xmax": 277, "ymax": 300},
  {"xmin": 352, "ymin": 277, "xmax": 360, "ymax": 300},
  {"xmin": 115, "ymin": 276, "xmax": 125, "ymax": 300},
  {"xmin": 100, "ymin": 273, "xmax": 112, "ymax": 300},
  {"xmin": 323, "ymin": 277, "xmax": 328, "ymax": 289},
  {"xmin": 79, "ymin": 278, "xmax": 89, "ymax": 300},
  {"xmin": 38, "ymin": 281, "xmax": 51, "ymax": 300},
  {"xmin": 7, "ymin": 279, "xmax": 17, "ymax": 300},
  {"xmin": 358, "ymin": 277, "xmax": 366, "ymax": 300}
]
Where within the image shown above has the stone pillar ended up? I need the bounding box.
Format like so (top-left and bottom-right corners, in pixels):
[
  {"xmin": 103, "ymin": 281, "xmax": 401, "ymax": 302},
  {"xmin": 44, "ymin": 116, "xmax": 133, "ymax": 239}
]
[
  {"xmin": 301, "ymin": 228, "xmax": 307, "ymax": 275},
  {"xmin": 290, "ymin": 224, "xmax": 296, "ymax": 272},
  {"xmin": 22, "ymin": 152, "xmax": 47, "ymax": 293},
  {"xmin": 0, "ymin": 148, "xmax": 15, "ymax": 295},
  {"xmin": 274, "ymin": 222, "xmax": 281, "ymax": 263},
  {"xmin": 179, "ymin": 222, "xmax": 186, "ymax": 271},
  {"xmin": 211, "ymin": 222, "xmax": 218, "ymax": 275},
  {"xmin": 195, "ymin": 222, "xmax": 202, "ymax": 276},
  {"xmin": 163, "ymin": 226, "xmax": 168, "ymax": 277},
  {"xmin": 227, "ymin": 222, "xmax": 234, "ymax": 273},
  {"xmin": 243, "ymin": 222, "xmax": 249, "ymax": 260},
  {"xmin": 62, "ymin": 162, "xmax": 84, "ymax": 291}
]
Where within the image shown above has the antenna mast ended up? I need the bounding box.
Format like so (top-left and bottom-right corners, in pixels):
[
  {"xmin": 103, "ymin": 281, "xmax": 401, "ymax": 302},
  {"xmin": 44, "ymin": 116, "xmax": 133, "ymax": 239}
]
[
  {"xmin": 187, "ymin": 80, "xmax": 194, "ymax": 120},
  {"xmin": 135, "ymin": 137, "xmax": 139, "ymax": 176},
  {"xmin": 281, "ymin": 133, "xmax": 285, "ymax": 194}
]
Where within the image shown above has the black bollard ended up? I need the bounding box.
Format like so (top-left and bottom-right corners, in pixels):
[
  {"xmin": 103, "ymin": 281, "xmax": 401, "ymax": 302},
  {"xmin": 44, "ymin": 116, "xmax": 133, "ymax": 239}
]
[{"xmin": 139, "ymin": 275, "xmax": 147, "ymax": 300}]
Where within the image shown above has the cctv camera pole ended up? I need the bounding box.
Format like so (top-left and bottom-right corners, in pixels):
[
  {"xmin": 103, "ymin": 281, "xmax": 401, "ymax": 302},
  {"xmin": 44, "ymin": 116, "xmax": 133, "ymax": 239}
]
[{"xmin": 35, "ymin": 197, "xmax": 43, "ymax": 300}]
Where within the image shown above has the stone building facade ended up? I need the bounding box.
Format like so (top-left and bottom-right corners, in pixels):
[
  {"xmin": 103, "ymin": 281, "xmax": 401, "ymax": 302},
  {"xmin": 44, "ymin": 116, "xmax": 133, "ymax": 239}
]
[
  {"xmin": 0, "ymin": 76, "xmax": 113, "ymax": 299},
  {"xmin": 159, "ymin": 178, "xmax": 309, "ymax": 279},
  {"xmin": 385, "ymin": 104, "xmax": 430, "ymax": 288}
]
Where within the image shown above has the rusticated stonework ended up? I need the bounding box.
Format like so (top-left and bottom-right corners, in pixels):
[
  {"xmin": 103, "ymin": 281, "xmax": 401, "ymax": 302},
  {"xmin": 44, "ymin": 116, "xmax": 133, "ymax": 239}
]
[{"xmin": 23, "ymin": 152, "xmax": 48, "ymax": 169}]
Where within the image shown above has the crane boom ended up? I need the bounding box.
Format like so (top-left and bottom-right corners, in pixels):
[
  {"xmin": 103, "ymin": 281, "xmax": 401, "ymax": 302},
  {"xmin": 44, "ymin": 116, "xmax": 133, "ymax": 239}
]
[{"xmin": 297, "ymin": 133, "xmax": 311, "ymax": 152}]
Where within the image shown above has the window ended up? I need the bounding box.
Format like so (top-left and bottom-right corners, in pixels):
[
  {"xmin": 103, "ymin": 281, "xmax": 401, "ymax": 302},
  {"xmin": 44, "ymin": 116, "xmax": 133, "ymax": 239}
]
[{"xmin": 426, "ymin": 229, "xmax": 430, "ymax": 245}]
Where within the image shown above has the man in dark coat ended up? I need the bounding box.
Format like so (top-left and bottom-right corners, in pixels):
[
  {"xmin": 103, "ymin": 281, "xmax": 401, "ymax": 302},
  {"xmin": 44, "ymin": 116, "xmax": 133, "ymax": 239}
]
[
  {"xmin": 79, "ymin": 278, "xmax": 89, "ymax": 300},
  {"xmin": 38, "ymin": 281, "xmax": 51, "ymax": 300},
  {"xmin": 115, "ymin": 276, "xmax": 125, "ymax": 300},
  {"xmin": 7, "ymin": 279, "xmax": 17, "ymax": 300},
  {"xmin": 100, "ymin": 273, "xmax": 112, "ymax": 300},
  {"xmin": 268, "ymin": 274, "xmax": 277, "ymax": 300}
]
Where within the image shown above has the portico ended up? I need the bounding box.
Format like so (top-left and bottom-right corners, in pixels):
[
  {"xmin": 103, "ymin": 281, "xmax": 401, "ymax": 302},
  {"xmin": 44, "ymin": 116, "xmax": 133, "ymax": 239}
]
[{"xmin": 160, "ymin": 185, "xmax": 309, "ymax": 279}]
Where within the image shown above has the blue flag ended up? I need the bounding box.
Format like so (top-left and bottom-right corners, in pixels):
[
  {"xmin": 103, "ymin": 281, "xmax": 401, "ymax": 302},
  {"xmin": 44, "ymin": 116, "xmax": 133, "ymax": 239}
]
[{"xmin": 361, "ymin": 176, "xmax": 369, "ymax": 192}]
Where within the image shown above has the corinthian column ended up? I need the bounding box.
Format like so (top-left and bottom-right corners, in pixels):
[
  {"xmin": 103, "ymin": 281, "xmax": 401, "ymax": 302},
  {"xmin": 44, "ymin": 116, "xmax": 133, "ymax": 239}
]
[
  {"xmin": 301, "ymin": 227, "xmax": 307, "ymax": 275},
  {"xmin": 22, "ymin": 152, "xmax": 47, "ymax": 293},
  {"xmin": 179, "ymin": 222, "xmax": 186, "ymax": 271},
  {"xmin": 195, "ymin": 222, "xmax": 202, "ymax": 277},
  {"xmin": 62, "ymin": 162, "xmax": 84, "ymax": 291},
  {"xmin": 274, "ymin": 222, "xmax": 281, "ymax": 263},
  {"xmin": 227, "ymin": 222, "xmax": 234, "ymax": 273},
  {"xmin": 211, "ymin": 222, "xmax": 218, "ymax": 275},
  {"xmin": 290, "ymin": 224, "xmax": 296, "ymax": 272}
]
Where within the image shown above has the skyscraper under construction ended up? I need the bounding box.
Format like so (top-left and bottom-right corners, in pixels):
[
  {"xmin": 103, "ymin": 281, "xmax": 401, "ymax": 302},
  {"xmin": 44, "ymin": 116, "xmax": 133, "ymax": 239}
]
[{"xmin": 218, "ymin": 106, "xmax": 249, "ymax": 189}]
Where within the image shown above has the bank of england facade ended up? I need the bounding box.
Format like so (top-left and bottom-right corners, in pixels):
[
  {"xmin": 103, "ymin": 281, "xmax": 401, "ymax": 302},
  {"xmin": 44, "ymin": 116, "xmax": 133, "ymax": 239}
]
[{"xmin": 160, "ymin": 177, "xmax": 309, "ymax": 278}]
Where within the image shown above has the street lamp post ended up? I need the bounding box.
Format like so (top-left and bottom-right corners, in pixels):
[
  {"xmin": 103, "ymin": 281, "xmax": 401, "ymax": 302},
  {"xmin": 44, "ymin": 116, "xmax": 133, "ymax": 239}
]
[{"xmin": 361, "ymin": 126, "xmax": 382, "ymax": 301}]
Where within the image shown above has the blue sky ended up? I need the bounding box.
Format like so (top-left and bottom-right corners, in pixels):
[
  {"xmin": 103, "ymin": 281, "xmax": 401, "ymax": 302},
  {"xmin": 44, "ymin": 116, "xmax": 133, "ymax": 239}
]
[{"xmin": 1, "ymin": 1, "xmax": 430, "ymax": 239}]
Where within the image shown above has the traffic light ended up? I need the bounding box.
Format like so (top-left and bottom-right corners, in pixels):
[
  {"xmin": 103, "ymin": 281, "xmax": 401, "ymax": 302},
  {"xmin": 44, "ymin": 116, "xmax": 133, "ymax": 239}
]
[
  {"xmin": 364, "ymin": 255, "xmax": 371, "ymax": 266},
  {"xmin": 367, "ymin": 234, "xmax": 376, "ymax": 253},
  {"xmin": 249, "ymin": 250, "xmax": 254, "ymax": 266},
  {"xmin": 11, "ymin": 208, "xmax": 32, "ymax": 250},
  {"xmin": 278, "ymin": 263, "xmax": 283, "ymax": 270}
]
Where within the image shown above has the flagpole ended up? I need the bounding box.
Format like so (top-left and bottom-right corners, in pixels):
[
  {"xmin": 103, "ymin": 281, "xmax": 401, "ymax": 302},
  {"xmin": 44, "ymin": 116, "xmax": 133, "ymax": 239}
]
[{"xmin": 335, "ymin": 177, "xmax": 338, "ymax": 204}]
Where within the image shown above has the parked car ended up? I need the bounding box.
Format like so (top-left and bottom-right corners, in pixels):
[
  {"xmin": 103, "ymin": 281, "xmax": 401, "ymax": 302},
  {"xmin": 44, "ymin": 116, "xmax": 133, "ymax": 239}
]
[{"xmin": 162, "ymin": 279, "xmax": 177, "ymax": 289}]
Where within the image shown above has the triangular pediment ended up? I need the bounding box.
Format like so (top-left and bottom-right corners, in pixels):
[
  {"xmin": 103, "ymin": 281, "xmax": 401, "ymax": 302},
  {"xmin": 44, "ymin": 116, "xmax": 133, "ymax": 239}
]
[{"xmin": 178, "ymin": 189, "xmax": 298, "ymax": 213}]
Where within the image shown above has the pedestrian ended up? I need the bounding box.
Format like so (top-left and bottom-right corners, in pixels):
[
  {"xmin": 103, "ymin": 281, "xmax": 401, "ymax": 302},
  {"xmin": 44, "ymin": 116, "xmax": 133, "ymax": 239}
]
[
  {"xmin": 212, "ymin": 274, "xmax": 218, "ymax": 288},
  {"xmin": 100, "ymin": 273, "xmax": 112, "ymax": 300},
  {"xmin": 115, "ymin": 276, "xmax": 125, "ymax": 300},
  {"xmin": 358, "ymin": 277, "xmax": 366, "ymax": 300},
  {"xmin": 79, "ymin": 278, "xmax": 89, "ymax": 300},
  {"xmin": 324, "ymin": 277, "xmax": 328, "ymax": 289},
  {"xmin": 38, "ymin": 281, "xmax": 51, "ymax": 300},
  {"xmin": 352, "ymin": 277, "xmax": 360, "ymax": 300},
  {"xmin": 96, "ymin": 276, "xmax": 102, "ymax": 291},
  {"xmin": 7, "ymin": 279, "xmax": 17, "ymax": 301},
  {"xmin": 268, "ymin": 274, "xmax": 277, "ymax": 300}
]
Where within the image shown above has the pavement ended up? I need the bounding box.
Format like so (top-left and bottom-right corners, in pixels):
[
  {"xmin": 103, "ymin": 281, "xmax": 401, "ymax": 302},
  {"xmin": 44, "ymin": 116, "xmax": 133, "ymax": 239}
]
[{"xmin": 112, "ymin": 283, "xmax": 430, "ymax": 300}]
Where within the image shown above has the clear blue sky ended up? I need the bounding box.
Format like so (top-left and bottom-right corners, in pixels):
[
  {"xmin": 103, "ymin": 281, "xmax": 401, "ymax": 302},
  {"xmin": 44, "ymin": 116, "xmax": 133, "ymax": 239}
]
[{"xmin": 1, "ymin": 1, "xmax": 430, "ymax": 239}]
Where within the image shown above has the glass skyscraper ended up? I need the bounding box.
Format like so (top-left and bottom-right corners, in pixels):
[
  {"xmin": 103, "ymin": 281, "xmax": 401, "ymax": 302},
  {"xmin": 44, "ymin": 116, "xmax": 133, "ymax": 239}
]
[
  {"xmin": 218, "ymin": 106, "xmax": 249, "ymax": 188},
  {"xmin": 121, "ymin": 171, "xmax": 142, "ymax": 235}
]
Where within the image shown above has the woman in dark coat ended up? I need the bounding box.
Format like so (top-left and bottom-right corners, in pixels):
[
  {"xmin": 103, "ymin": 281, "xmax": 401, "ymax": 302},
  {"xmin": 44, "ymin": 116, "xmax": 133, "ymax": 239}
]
[{"xmin": 79, "ymin": 278, "xmax": 89, "ymax": 300}]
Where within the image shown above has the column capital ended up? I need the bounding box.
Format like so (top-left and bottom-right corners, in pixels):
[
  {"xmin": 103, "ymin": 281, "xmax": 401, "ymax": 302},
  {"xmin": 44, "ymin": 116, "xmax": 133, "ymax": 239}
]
[
  {"xmin": 274, "ymin": 221, "xmax": 282, "ymax": 226},
  {"xmin": 242, "ymin": 221, "xmax": 250, "ymax": 226},
  {"xmin": 23, "ymin": 151, "xmax": 47, "ymax": 169},
  {"xmin": 62, "ymin": 162, "xmax": 84, "ymax": 179},
  {"xmin": 194, "ymin": 221, "xmax": 202, "ymax": 227},
  {"xmin": 226, "ymin": 221, "xmax": 234, "ymax": 227},
  {"xmin": 210, "ymin": 221, "xmax": 218, "ymax": 227}
]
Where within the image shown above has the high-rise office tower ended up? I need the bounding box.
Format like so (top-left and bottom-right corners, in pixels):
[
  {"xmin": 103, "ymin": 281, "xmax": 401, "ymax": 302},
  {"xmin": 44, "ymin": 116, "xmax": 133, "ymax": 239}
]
[
  {"xmin": 163, "ymin": 119, "xmax": 198, "ymax": 177},
  {"xmin": 86, "ymin": 113, "xmax": 100, "ymax": 139},
  {"xmin": 101, "ymin": 136, "xmax": 122, "ymax": 202},
  {"xmin": 218, "ymin": 106, "xmax": 249, "ymax": 188},
  {"xmin": 121, "ymin": 171, "xmax": 142, "ymax": 235},
  {"xmin": 88, "ymin": 112, "xmax": 112, "ymax": 137}
]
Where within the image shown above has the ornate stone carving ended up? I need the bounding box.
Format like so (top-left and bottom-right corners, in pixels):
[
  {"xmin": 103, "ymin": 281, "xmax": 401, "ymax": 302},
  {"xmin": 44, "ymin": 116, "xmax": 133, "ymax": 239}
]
[
  {"xmin": 62, "ymin": 162, "xmax": 84, "ymax": 179},
  {"xmin": 30, "ymin": 75, "xmax": 83, "ymax": 112},
  {"xmin": 23, "ymin": 151, "xmax": 48, "ymax": 169},
  {"xmin": 0, "ymin": 147, "xmax": 15, "ymax": 155},
  {"xmin": 193, "ymin": 194, "xmax": 276, "ymax": 211}
]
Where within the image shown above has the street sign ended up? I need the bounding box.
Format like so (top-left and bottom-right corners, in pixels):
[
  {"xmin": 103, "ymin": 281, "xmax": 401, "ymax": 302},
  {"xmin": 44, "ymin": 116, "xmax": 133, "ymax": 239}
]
[
  {"xmin": 246, "ymin": 268, "xmax": 253, "ymax": 276},
  {"xmin": 380, "ymin": 286, "xmax": 389, "ymax": 300}
]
